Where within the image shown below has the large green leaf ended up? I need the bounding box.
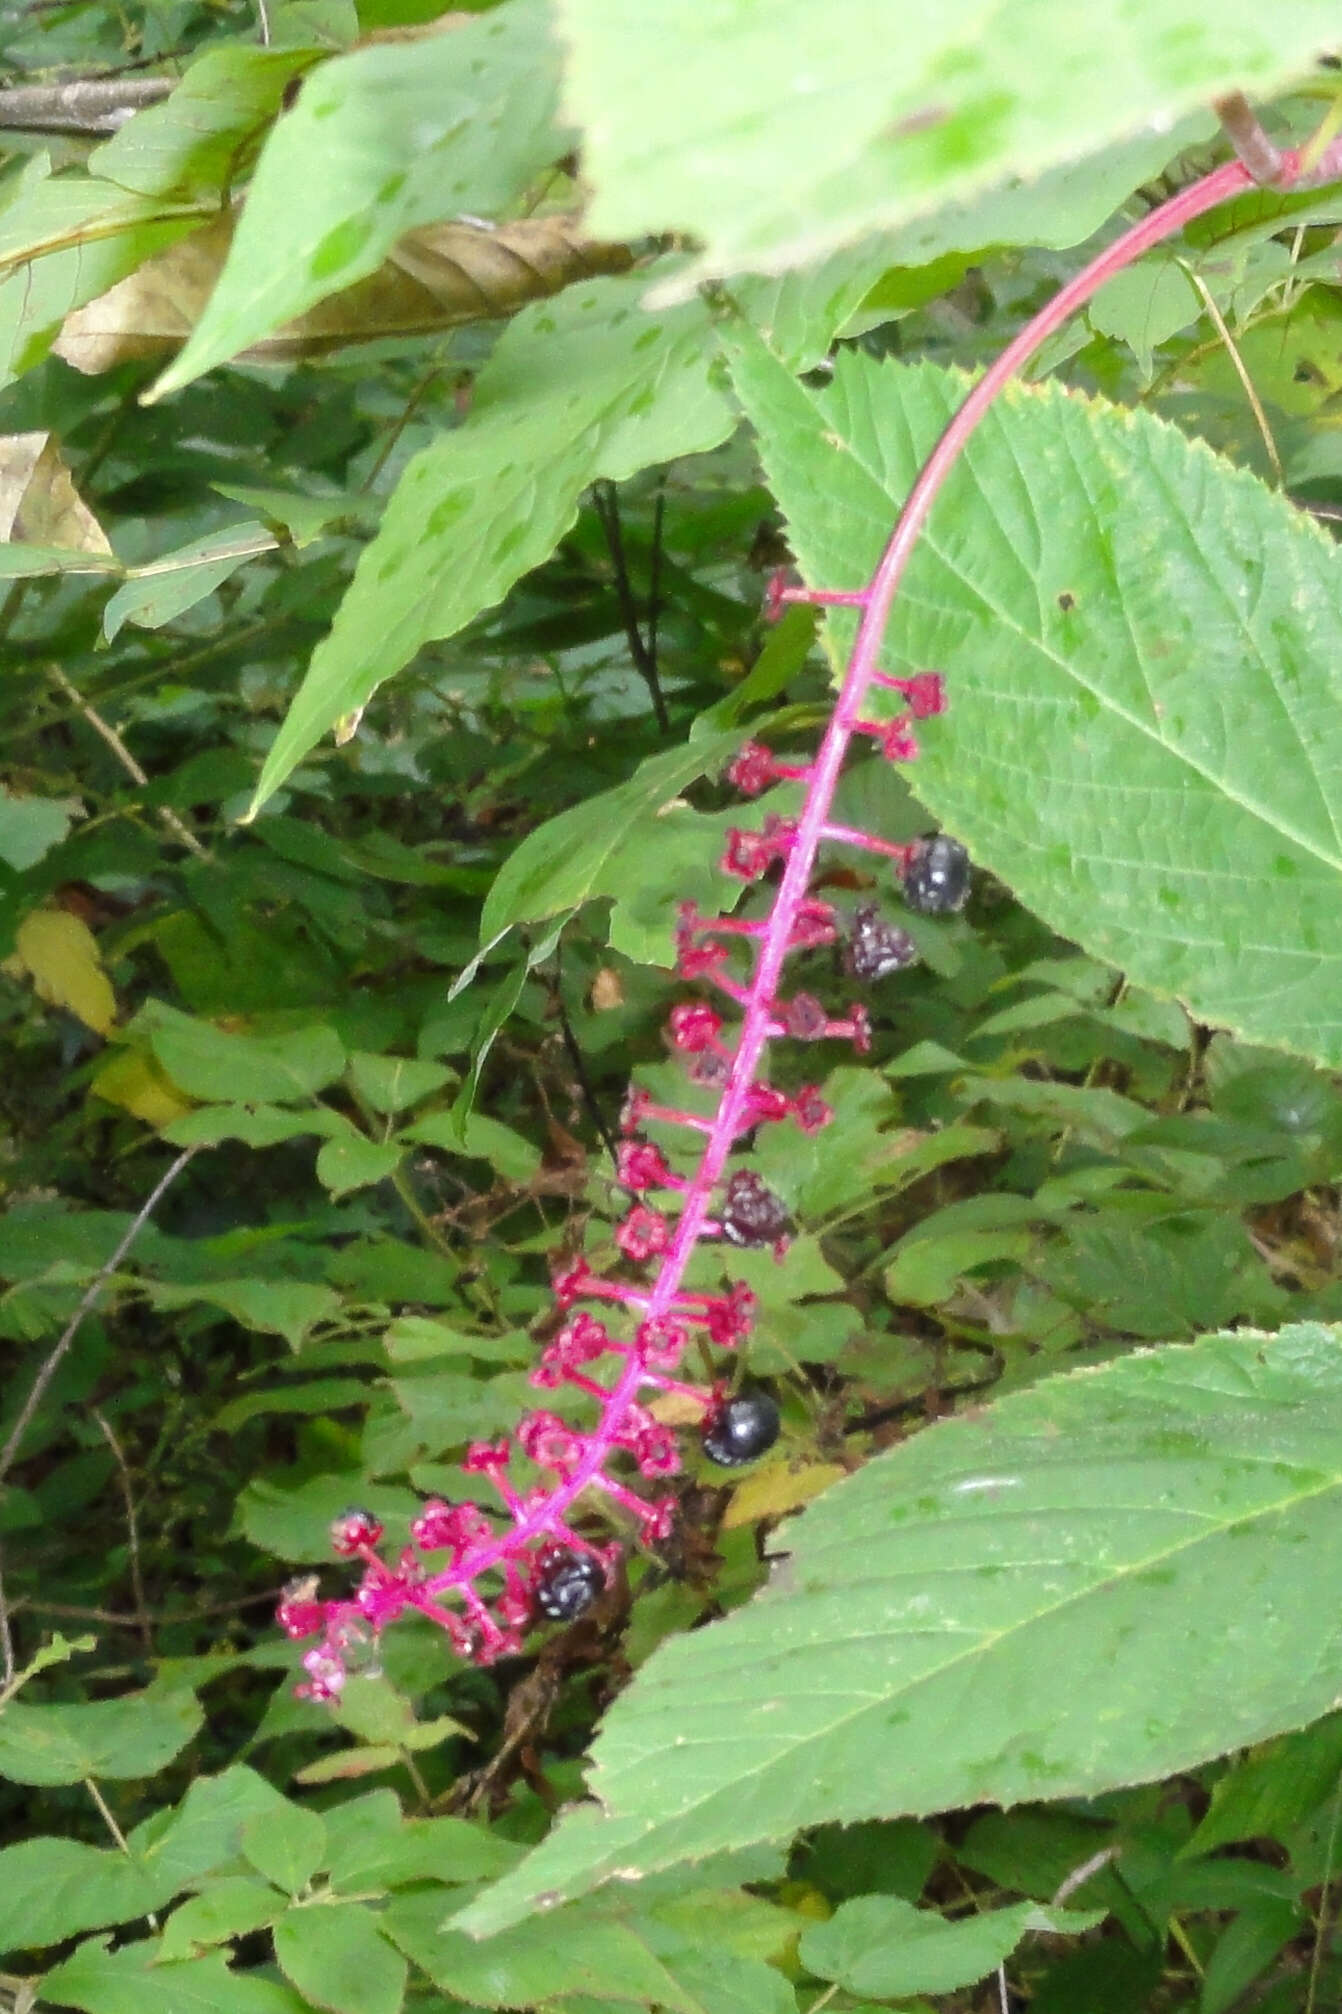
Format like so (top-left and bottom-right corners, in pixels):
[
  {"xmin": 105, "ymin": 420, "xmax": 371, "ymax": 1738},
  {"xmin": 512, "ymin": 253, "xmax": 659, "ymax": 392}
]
[
  {"xmin": 246, "ymin": 273, "xmax": 735, "ymax": 813},
  {"xmin": 88, "ymin": 46, "xmax": 319, "ymax": 200},
  {"xmin": 150, "ymin": 0, "xmax": 564, "ymax": 394},
  {"xmin": 478, "ymin": 731, "xmax": 746, "ymax": 942},
  {"xmin": 274, "ymin": 1901, "xmax": 407, "ymax": 2014},
  {"xmin": 455, "ymin": 1323, "xmax": 1342, "ymax": 1931},
  {"xmin": 42, "ymin": 1937, "xmax": 307, "ymax": 2014},
  {"xmin": 245, "ymin": 235, "xmax": 898, "ymax": 815},
  {"xmin": 556, "ymin": 0, "xmax": 1335, "ymax": 287},
  {"xmin": 0, "ymin": 1684, "xmax": 201, "ymax": 1786},
  {"xmin": 728, "ymin": 336, "xmax": 1342, "ymax": 1068},
  {"xmin": 799, "ymin": 1896, "xmax": 1103, "ymax": 1998}
]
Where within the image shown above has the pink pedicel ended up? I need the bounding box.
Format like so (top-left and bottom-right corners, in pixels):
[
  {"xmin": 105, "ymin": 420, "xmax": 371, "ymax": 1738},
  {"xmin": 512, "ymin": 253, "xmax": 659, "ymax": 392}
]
[{"xmin": 285, "ymin": 129, "xmax": 1342, "ymax": 1695}]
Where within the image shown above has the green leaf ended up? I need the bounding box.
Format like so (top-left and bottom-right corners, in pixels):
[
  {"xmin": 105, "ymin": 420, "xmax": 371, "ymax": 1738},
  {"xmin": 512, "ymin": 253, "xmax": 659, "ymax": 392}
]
[
  {"xmin": 0, "ymin": 788, "xmax": 72, "ymax": 870},
  {"xmin": 480, "ymin": 731, "xmax": 746, "ymax": 942},
  {"xmin": 0, "ymin": 541, "xmax": 119, "ymax": 579},
  {"xmin": 799, "ymin": 1895, "xmax": 1103, "ymax": 1998},
  {"xmin": 273, "ymin": 1901, "xmax": 406, "ymax": 2014},
  {"xmin": 321, "ymin": 1794, "xmax": 523, "ymax": 1891},
  {"xmin": 1199, "ymin": 1897, "xmax": 1303, "ymax": 2014},
  {"xmin": 315, "ymin": 1134, "xmax": 403, "ymax": 1196},
  {"xmin": 237, "ymin": 1476, "xmax": 418, "ymax": 1564},
  {"xmin": 0, "ymin": 1841, "xmax": 160, "ymax": 1957},
  {"xmin": 0, "ymin": 1683, "xmax": 201, "ymax": 1785},
  {"xmin": 346, "ymin": 1053, "xmax": 452, "ymax": 1114},
  {"xmin": 89, "ymin": 46, "xmax": 320, "ymax": 200},
  {"xmin": 0, "ymin": 154, "xmax": 201, "ymax": 388},
  {"xmin": 728, "ymin": 336, "xmax": 1342, "ymax": 1069},
  {"xmin": 147, "ymin": 1005, "xmax": 346, "ymax": 1102},
  {"xmin": 241, "ymin": 1803, "xmax": 326, "ymax": 1896},
  {"xmin": 159, "ymin": 1879, "xmax": 286, "ymax": 1961},
  {"xmin": 403, "ymin": 1110, "xmax": 540, "ymax": 1181},
  {"xmin": 246, "ymin": 279, "xmax": 736, "ymax": 814},
  {"xmin": 150, "ymin": 0, "xmax": 564, "ymax": 395},
  {"xmin": 145, "ymin": 1278, "xmax": 342, "ymax": 1348},
  {"xmin": 453, "ymin": 1323, "xmax": 1342, "ymax": 1931},
  {"xmin": 555, "ymin": 0, "xmax": 1332, "ymax": 285},
  {"xmin": 334, "ymin": 1675, "xmax": 468, "ymax": 1751},
  {"xmin": 382, "ymin": 1889, "xmax": 705, "ymax": 2012},
  {"xmin": 42, "ymin": 1936, "xmax": 308, "ymax": 2014},
  {"xmin": 1185, "ymin": 1712, "xmax": 1342, "ymax": 1856},
  {"xmin": 102, "ymin": 523, "xmax": 278, "ymax": 643},
  {"xmin": 213, "ymin": 1377, "xmax": 370, "ymax": 1433},
  {"xmin": 132, "ymin": 1767, "xmax": 294, "ymax": 1894},
  {"xmin": 162, "ymin": 1104, "xmax": 351, "ymax": 1149}
]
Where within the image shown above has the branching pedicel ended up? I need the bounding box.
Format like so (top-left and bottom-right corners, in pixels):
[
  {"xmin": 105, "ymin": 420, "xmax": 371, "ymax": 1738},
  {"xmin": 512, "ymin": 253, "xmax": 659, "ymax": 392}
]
[{"xmin": 279, "ymin": 130, "xmax": 1342, "ymax": 1701}]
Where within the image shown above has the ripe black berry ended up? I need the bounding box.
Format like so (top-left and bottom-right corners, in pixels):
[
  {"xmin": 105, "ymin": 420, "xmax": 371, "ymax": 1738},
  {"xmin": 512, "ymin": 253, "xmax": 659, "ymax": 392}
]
[
  {"xmin": 902, "ymin": 835, "xmax": 971, "ymax": 916},
  {"xmin": 845, "ymin": 904, "xmax": 918, "ymax": 980},
  {"xmin": 701, "ymin": 1390, "xmax": 781, "ymax": 1467},
  {"xmin": 720, "ymin": 1170, "xmax": 791, "ymax": 1248},
  {"xmin": 534, "ymin": 1550, "xmax": 604, "ymax": 1622}
]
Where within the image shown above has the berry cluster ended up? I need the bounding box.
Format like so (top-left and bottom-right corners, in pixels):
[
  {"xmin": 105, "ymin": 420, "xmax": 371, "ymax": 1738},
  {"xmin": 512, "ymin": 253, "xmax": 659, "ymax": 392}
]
[{"xmin": 278, "ymin": 588, "xmax": 969, "ymax": 1699}]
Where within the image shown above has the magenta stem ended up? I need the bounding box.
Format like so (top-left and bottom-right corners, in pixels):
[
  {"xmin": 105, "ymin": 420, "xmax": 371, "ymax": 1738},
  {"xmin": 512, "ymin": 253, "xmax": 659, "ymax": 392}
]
[{"xmin": 422, "ymin": 136, "xmax": 1342, "ymax": 1606}]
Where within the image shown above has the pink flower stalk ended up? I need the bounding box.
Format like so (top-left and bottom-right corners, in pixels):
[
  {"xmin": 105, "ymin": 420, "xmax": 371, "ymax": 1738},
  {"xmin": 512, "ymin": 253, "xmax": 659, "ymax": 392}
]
[{"xmin": 281, "ymin": 129, "xmax": 1342, "ymax": 1700}]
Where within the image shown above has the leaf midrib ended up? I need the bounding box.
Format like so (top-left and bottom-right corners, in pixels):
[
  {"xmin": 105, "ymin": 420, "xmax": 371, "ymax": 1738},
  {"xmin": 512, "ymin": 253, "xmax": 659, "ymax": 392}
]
[{"xmin": 590, "ymin": 1454, "xmax": 1342, "ymax": 1841}]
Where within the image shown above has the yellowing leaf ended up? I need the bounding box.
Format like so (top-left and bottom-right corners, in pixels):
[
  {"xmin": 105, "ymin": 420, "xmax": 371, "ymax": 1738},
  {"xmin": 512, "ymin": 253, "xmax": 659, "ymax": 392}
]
[
  {"xmin": 14, "ymin": 909, "xmax": 116, "ymax": 1035},
  {"xmin": 90, "ymin": 1047, "xmax": 194, "ymax": 1127},
  {"xmin": 721, "ymin": 1458, "xmax": 846, "ymax": 1530}
]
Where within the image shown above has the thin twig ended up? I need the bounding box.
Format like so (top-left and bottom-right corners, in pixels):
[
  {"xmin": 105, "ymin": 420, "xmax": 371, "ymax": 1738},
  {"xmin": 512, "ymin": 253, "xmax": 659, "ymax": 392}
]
[
  {"xmin": 1052, "ymin": 1844, "xmax": 1119, "ymax": 1906},
  {"xmin": 85, "ymin": 1778, "xmax": 159, "ymax": 1928},
  {"xmin": 45, "ymin": 663, "xmax": 211, "ymax": 860},
  {"xmin": 996, "ymin": 1961, "xmax": 1010, "ymax": 2014},
  {"xmin": 1305, "ymin": 1768, "xmax": 1342, "ymax": 2014},
  {"xmin": 646, "ymin": 483, "xmax": 666, "ymax": 679},
  {"xmin": 0, "ymin": 1148, "xmax": 199, "ymax": 1489},
  {"xmin": 255, "ymin": 0, "xmax": 272, "ymax": 45},
  {"xmin": 1213, "ymin": 92, "xmax": 1285, "ymax": 186},
  {"xmin": 0, "ymin": 1553, "xmax": 12, "ymax": 1691},
  {"xmin": 593, "ymin": 480, "xmax": 670, "ymax": 733},
  {"xmin": 553, "ymin": 947, "xmax": 618, "ymax": 1165},
  {"xmin": 91, "ymin": 1408, "xmax": 151, "ymax": 1653},
  {"xmin": 0, "ymin": 76, "xmax": 171, "ymax": 134},
  {"xmin": 1180, "ymin": 261, "xmax": 1283, "ymax": 482}
]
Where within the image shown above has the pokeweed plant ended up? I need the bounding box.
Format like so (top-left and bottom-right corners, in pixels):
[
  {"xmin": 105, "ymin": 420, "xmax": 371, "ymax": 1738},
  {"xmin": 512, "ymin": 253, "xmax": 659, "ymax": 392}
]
[
  {"xmin": 279, "ymin": 108, "xmax": 1342, "ymax": 1923},
  {"xmin": 5, "ymin": 8, "xmax": 1342, "ymax": 2011}
]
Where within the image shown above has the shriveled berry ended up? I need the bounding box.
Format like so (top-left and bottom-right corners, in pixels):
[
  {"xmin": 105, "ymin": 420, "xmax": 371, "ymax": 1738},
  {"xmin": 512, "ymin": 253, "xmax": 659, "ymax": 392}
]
[
  {"xmin": 902, "ymin": 835, "xmax": 971, "ymax": 915},
  {"xmin": 702, "ymin": 1391, "xmax": 781, "ymax": 1467},
  {"xmin": 720, "ymin": 1170, "xmax": 791, "ymax": 1248},
  {"xmin": 845, "ymin": 904, "xmax": 918, "ymax": 980},
  {"xmin": 535, "ymin": 1550, "xmax": 605, "ymax": 1622},
  {"xmin": 330, "ymin": 1508, "xmax": 383, "ymax": 1556}
]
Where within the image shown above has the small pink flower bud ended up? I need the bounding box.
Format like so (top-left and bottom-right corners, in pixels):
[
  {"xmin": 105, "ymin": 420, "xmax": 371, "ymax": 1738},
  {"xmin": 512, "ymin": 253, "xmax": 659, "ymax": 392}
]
[
  {"xmin": 616, "ymin": 1203, "xmax": 673, "ymax": 1262},
  {"xmin": 667, "ymin": 1002, "xmax": 724, "ymax": 1053}
]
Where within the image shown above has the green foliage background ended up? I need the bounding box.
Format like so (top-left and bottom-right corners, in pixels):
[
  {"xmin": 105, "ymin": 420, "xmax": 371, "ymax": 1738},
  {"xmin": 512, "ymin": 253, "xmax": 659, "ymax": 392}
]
[{"xmin": 0, "ymin": 2, "xmax": 1340, "ymax": 2011}]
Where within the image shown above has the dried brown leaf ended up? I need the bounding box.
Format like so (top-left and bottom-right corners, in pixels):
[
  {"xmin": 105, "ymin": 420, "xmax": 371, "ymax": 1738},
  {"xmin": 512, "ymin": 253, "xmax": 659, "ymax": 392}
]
[
  {"xmin": 0, "ymin": 431, "xmax": 112, "ymax": 553},
  {"xmin": 54, "ymin": 211, "xmax": 633, "ymax": 374}
]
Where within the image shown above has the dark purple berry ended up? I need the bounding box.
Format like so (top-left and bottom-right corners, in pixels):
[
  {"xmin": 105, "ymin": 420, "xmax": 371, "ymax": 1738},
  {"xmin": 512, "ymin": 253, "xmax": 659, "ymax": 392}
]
[
  {"xmin": 845, "ymin": 904, "xmax": 918, "ymax": 980},
  {"xmin": 535, "ymin": 1550, "xmax": 604, "ymax": 1622},
  {"xmin": 902, "ymin": 835, "xmax": 971, "ymax": 916},
  {"xmin": 702, "ymin": 1391, "xmax": 781, "ymax": 1467},
  {"xmin": 720, "ymin": 1170, "xmax": 791, "ymax": 1248}
]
